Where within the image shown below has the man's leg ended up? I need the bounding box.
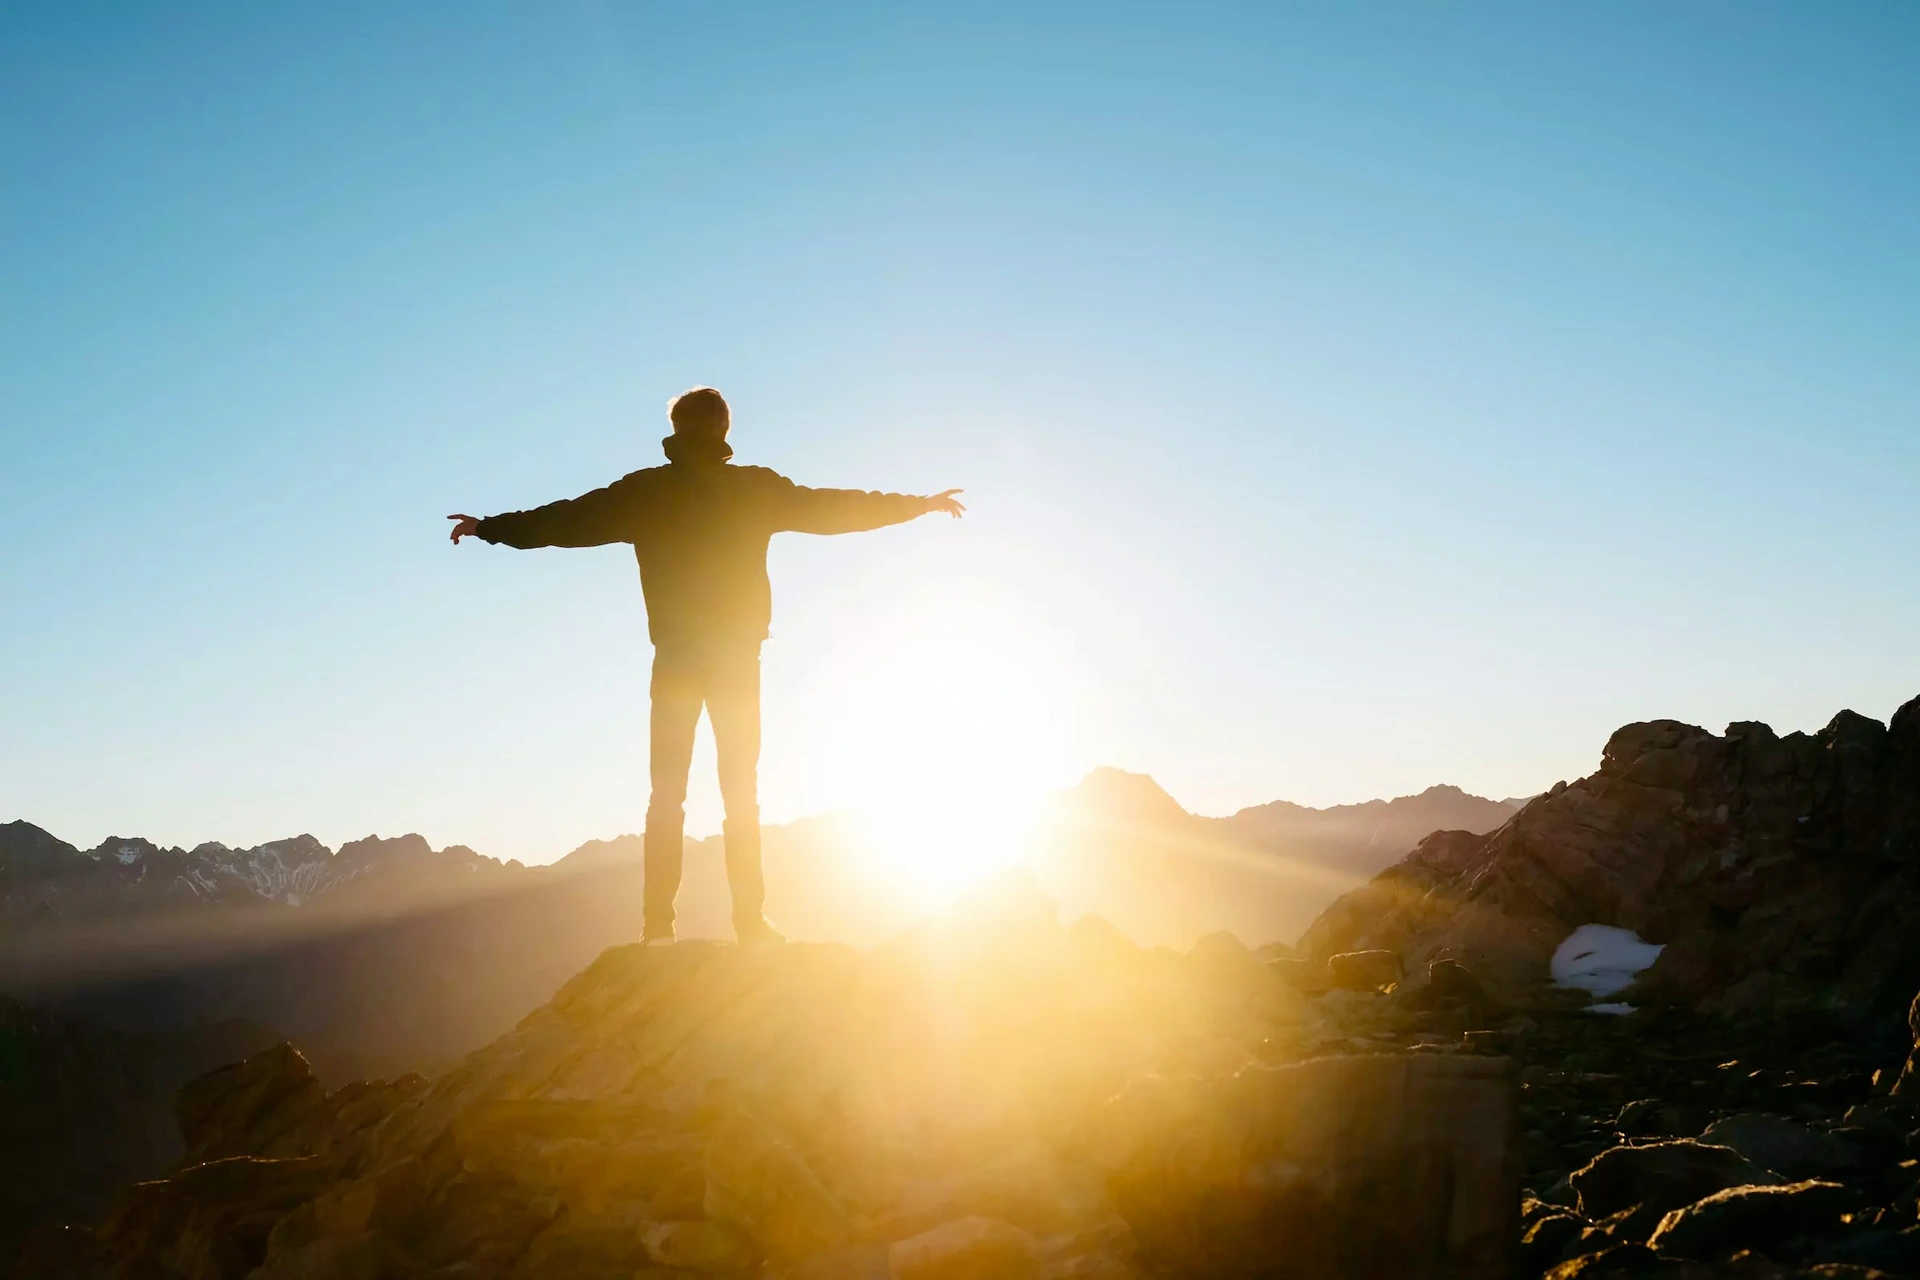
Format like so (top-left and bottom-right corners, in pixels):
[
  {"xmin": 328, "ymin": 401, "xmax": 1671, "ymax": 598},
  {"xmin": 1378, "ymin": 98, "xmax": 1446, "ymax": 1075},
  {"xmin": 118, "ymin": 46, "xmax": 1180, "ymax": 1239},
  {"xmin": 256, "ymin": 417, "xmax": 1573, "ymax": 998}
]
[
  {"xmin": 645, "ymin": 647, "xmax": 704, "ymax": 937},
  {"xmin": 707, "ymin": 644, "xmax": 766, "ymax": 931}
]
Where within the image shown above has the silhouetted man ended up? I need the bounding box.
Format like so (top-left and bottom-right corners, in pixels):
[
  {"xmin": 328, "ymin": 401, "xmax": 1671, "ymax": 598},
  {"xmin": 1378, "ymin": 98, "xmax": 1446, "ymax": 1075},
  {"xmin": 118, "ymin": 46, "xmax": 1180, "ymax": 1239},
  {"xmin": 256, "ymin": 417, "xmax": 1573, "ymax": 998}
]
[{"xmin": 450, "ymin": 388, "xmax": 963, "ymax": 944}]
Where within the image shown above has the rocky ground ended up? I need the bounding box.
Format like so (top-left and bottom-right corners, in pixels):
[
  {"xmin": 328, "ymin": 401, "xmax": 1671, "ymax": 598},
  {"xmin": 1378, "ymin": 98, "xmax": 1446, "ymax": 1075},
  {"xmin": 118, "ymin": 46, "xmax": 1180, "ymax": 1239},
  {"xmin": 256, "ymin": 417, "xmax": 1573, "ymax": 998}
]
[
  {"xmin": 17, "ymin": 890, "xmax": 1920, "ymax": 1280},
  {"xmin": 6, "ymin": 883, "xmax": 1510, "ymax": 1280},
  {"xmin": 1282, "ymin": 965, "xmax": 1920, "ymax": 1278}
]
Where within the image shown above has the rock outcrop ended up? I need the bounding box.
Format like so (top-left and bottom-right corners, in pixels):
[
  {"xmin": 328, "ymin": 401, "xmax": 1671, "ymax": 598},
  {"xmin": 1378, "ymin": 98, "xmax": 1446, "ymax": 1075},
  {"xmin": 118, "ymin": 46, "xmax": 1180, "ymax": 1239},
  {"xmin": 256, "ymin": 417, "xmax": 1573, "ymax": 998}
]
[
  {"xmin": 31, "ymin": 880, "xmax": 1523, "ymax": 1279},
  {"xmin": 1300, "ymin": 697, "xmax": 1920, "ymax": 1017}
]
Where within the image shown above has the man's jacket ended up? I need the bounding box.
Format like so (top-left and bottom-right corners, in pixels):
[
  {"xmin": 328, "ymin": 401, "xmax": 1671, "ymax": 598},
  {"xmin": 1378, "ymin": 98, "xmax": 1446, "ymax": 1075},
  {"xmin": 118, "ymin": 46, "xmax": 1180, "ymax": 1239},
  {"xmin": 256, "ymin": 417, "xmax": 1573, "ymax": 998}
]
[{"xmin": 477, "ymin": 460, "xmax": 926, "ymax": 648}]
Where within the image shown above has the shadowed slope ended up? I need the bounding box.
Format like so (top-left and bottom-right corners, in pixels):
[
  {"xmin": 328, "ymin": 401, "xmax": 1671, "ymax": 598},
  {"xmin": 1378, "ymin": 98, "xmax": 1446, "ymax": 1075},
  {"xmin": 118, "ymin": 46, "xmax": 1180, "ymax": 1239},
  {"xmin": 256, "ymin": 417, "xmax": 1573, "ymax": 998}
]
[{"xmin": 0, "ymin": 999, "xmax": 281, "ymax": 1262}]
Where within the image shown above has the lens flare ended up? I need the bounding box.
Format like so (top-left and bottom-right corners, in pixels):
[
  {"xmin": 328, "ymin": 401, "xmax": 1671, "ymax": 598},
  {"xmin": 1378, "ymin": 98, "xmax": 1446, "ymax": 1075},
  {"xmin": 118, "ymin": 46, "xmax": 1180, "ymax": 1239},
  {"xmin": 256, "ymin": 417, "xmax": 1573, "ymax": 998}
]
[{"xmin": 808, "ymin": 578, "xmax": 1073, "ymax": 906}]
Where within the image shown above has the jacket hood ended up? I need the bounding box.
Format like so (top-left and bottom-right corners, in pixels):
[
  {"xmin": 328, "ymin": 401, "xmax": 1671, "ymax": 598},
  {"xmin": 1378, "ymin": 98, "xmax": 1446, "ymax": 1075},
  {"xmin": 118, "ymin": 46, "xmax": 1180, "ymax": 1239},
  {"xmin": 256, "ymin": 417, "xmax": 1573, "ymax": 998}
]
[{"xmin": 662, "ymin": 434, "xmax": 734, "ymax": 465}]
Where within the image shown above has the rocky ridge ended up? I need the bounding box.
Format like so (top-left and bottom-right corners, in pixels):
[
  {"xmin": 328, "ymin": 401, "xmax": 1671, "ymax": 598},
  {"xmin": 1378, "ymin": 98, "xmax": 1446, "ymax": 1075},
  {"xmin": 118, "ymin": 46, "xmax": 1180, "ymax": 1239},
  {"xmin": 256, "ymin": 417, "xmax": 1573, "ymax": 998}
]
[
  {"xmin": 1300, "ymin": 696, "xmax": 1920, "ymax": 1018},
  {"xmin": 1268, "ymin": 693, "xmax": 1920, "ymax": 1276},
  {"xmin": 13, "ymin": 880, "xmax": 1525, "ymax": 1279},
  {"xmin": 0, "ymin": 825, "xmax": 513, "ymax": 921}
]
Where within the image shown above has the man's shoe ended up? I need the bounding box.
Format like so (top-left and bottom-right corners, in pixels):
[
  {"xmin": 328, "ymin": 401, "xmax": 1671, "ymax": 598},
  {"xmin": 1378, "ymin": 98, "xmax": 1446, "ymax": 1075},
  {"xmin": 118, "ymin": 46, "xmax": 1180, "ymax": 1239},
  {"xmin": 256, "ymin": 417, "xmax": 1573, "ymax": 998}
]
[
  {"xmin": 735, "ymin": 916, "xmax": 786, "ymax": 947},
  {"xmin": 642, "ymin": 924, "xmax": 676, "ymax": 947}
]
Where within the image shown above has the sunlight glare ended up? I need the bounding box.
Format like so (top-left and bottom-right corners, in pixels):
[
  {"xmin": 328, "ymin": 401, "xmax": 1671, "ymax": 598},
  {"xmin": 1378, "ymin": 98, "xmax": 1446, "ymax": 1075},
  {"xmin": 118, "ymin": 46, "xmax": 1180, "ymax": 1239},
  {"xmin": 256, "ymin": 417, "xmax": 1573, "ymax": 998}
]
[{"xmin": 810, "ymin": 579, "xmax": 1074, "ymax": 906}]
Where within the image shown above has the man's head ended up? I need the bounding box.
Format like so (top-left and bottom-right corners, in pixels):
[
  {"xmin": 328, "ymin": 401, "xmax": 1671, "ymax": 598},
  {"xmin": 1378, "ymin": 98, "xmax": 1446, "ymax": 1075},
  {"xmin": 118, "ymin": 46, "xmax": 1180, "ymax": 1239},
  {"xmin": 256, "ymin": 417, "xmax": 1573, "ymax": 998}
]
[
  {"xmin": 669, "ymin": 387, "xmax": 729, "ymax": 440},
  {"xmin": 664, "ymin": 387, "xmax": 733, "ymax": 464}
]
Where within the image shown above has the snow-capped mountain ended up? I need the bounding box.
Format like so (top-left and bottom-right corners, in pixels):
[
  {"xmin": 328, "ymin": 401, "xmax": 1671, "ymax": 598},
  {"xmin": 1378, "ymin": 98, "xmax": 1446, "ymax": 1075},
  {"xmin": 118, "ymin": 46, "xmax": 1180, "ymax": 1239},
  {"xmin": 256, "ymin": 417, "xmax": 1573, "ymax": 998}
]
[{"xmin": 0, "ymin": 821, "xmax": 513, "ymax": 921}]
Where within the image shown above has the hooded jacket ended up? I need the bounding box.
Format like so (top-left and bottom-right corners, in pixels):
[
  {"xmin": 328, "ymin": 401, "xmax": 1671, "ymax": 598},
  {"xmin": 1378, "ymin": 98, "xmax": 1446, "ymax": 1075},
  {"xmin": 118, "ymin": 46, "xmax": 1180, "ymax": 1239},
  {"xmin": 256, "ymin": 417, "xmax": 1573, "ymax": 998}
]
[{"xmin": 476, "ymin": 458, "xmax": 929, "ymax": 648}]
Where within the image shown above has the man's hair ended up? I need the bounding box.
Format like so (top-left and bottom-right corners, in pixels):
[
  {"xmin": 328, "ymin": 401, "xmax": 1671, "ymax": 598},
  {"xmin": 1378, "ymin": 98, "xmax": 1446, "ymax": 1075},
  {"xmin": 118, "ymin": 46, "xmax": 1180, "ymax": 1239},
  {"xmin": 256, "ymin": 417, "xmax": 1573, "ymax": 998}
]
[{"xmin": 668, "ymin": 387, "xmax": 729, "ymax": 436}]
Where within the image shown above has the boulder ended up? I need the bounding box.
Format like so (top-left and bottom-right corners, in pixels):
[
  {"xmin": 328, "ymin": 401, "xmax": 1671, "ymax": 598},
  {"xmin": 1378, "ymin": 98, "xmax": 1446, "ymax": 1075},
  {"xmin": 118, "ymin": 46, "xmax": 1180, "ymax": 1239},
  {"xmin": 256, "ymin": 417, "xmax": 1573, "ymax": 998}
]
[
  {"xmin": 1570, "ymin": 1140, "xmax": 1780, "ymax": 1220},
  {"xmin": 1887, "ymin": 993, "xmax": 1920, "ymax": 1099},
  {"xmin": 1699, "ymin": 1115, "xmax": 1865, "ymax": 1181},
  {"xmin": 1039, "ymin": 1254, "xmax": 1143, "ymax": 1279},
  {"xmin": 1590, "ymin": 1201, "xmax": 1669, "ymax": 1248},
  {"xmin": 1327, "ymin": 950, "xmax": 1402, "ymax": 991},
  {"xmin": 176, "ymin": 1043, "xmax": 328, "ymax": 1164},
  {"xmin": 1616, "ymin": 1099, "xmax": 1707, "ymax": 1140},
  {"xmin": 889, "ymin": 1216, "xmax": 1041, "ymax": 1280},
  {"xmin": 247, "ymin": 1231, "xmax": 400, "ymax": 1280},
  {"xmin": 1806, "ymin": 1225, "xmax": 1920, "ymax": 1276},
  {"xmin": 870, "ymin": 1145, "xmax": 1124, "ymax": 1243},
  {"xmin": 768, "ymin": 1243, "xmax": 896, "ymax": 1279},
  {"xmin": 1093, "ymin": 1052, "xmax": 1519, "ymax": 1278},
  {"xmin": 1268, "ymin": 957, "xmax": 1328, "ymax": 991},
  {"xmin": 173, "ymin": 1044, "xmax": 426, "ymax": 1175},
  {"xmin": 402, "ymin": 1166, "xmax": 560, "ymax": 1271},
  {"xmin": 703, "ymin": 1101, "xmax": 853, "ymax": 1262},
  {"xmin": 1540, "ymin": 1243, "xmax": 1669, "ymax": 1277},
  {"xmin": 1519, "ymin": 1212, "xmax": 1586, "ymax": 1272},
  {"xmin": 1426, "ymin": 957, "xmax": 1485, "ymax": 1004},
  {"xmin": 1035, "ymin": 1218, "xmax": 1142, "ymax": 1280},
  {"xmin": 643, "ymin": 1218, "xmax": 760, "ymax": 1270},
  {"xmin": 1647, "ymin": 1179, "xmax": 1857, "ymax": 1262},
  {"xmin": 95, "ymin": 1156, "xmax": 334, "ymax": 1279}
]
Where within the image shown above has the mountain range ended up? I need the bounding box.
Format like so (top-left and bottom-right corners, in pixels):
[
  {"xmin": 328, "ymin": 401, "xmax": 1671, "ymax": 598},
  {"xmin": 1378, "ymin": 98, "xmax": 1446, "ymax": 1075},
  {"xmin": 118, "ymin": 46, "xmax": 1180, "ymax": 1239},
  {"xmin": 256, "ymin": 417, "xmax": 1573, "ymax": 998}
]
[
  {"xmin": 0, "ymin": 774, "xmax": 1518, "ymax": 1078},
  {"xmin": 16, "ymin": 697, "xmax": 1920, "ymax": 1276}
]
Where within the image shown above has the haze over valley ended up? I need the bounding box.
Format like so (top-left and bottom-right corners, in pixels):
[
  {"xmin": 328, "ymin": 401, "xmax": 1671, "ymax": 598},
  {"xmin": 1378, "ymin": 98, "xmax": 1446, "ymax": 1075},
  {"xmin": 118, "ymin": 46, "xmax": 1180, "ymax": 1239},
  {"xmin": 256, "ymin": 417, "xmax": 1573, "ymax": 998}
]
[{"xmin": 1, "ymin": 771, "xmax": 1517, "ymax": 1078}]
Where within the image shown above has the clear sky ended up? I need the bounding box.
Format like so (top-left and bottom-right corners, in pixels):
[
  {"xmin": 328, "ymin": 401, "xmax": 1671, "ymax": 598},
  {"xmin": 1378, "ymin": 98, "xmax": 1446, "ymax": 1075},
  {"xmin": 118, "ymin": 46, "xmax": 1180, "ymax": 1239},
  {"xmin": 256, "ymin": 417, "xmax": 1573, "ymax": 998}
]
[{"xmin": 4, "ymin": 3, "xmax": 1916, "ymax": 863}]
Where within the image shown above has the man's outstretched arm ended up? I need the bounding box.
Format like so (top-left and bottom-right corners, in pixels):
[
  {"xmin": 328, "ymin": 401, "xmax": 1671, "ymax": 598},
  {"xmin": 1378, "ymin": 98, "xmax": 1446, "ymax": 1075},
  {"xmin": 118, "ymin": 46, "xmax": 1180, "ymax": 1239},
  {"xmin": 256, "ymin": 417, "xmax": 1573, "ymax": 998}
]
[
  {"xmin": 776, "ymin": 482, "xmax": 965, "ymax": 535},
  {"xmin": 449, "ymin": 475, "xmax": 644, "ymax": 548}
]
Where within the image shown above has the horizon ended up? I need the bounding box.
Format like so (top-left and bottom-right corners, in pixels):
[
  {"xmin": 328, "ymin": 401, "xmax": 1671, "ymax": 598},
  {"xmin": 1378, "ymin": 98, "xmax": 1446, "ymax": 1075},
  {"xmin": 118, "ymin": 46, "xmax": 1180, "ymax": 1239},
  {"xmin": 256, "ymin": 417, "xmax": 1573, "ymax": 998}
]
[
  {"xmin": 9, "ymin": 761, "xmax": 1535, "ymax": 864},
  {"xmin": 5, "ymin": 5, "xmax": 1917, "ymax": 868}
]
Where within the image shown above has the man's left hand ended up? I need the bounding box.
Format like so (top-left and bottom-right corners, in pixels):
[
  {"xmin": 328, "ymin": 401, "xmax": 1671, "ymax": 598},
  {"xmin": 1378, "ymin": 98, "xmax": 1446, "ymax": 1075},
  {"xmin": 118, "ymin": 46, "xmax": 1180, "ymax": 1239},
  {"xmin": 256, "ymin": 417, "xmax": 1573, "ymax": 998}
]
[{"xmin": 924, "ymin": 489, "xmax": 966, "ymax": 518}]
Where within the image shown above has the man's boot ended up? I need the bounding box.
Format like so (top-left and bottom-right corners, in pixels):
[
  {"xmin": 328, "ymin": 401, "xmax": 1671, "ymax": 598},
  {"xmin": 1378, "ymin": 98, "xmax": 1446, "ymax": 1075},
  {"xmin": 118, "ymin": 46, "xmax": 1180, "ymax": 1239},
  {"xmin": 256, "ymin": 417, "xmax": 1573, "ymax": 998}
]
[
  {"xmin": 642, "ymin": 818, "xmax": 684, "ymax": 944},
  {"xmin": 723, "ymin": 815, "xmax": 783, "ymax": 945}
]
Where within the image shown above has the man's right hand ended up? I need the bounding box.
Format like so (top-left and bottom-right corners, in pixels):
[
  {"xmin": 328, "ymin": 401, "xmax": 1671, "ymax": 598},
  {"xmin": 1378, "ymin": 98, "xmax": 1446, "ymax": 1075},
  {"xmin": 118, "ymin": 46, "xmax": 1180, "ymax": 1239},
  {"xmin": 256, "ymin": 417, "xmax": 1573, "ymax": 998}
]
[{"xmin": 448, "ymin": 514, "xmax": 480, "ymax": 544}]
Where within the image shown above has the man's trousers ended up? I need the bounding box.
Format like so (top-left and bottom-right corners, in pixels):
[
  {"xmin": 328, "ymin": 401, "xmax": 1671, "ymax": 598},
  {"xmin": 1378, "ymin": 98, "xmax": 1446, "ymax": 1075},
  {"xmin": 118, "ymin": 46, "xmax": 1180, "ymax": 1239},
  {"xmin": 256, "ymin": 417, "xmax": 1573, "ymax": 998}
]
[{"xmin": 643, "ymin": 642, "xmax": 763, "ymax": 932}]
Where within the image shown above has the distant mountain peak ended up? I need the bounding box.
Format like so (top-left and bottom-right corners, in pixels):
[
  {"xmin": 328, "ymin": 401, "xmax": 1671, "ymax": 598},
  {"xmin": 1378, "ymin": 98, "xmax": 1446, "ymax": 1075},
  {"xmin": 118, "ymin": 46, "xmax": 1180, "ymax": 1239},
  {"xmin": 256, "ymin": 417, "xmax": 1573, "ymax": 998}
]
[
  {"xmin": 336, "ymin": 833, "xmax": 435, "ymax": 864},
  {"xmin": 1060, "ymin": 768, "xmax": 1193, "ymax": 826}
]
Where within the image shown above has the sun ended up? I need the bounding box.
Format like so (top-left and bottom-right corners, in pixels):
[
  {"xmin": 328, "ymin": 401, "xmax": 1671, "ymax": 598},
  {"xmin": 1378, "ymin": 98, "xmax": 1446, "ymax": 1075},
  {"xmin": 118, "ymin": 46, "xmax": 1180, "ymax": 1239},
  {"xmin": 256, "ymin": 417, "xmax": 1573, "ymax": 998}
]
[{"xmin": 806, "ymin": 578, "xmax": 1075, "ymax": 906}]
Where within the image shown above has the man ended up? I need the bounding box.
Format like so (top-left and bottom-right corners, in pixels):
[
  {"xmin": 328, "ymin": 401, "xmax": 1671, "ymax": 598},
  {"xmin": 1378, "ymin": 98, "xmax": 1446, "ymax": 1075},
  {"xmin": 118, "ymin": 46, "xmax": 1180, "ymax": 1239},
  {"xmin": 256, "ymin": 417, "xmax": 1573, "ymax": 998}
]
[{"xmin": 449, "ymin": 387, "xmax": 964, "ymax": 945}]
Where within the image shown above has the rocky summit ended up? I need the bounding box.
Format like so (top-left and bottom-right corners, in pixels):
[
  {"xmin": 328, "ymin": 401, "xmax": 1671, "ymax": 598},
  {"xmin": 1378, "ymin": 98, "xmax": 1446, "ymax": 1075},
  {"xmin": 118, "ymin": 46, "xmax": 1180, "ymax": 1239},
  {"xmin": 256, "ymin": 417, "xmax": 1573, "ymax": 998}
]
[{"xmin": 10, "ymin": 879, "xmax": 1523, "ymax": 1280}]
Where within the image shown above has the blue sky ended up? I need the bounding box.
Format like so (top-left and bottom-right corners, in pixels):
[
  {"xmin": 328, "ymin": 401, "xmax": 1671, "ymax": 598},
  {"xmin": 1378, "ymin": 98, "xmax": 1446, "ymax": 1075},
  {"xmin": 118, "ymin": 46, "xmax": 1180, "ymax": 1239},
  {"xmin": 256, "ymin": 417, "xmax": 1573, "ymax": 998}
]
[{"xmin": 4, "ymin": 3, "xmax": 1916, "ymax": 861}]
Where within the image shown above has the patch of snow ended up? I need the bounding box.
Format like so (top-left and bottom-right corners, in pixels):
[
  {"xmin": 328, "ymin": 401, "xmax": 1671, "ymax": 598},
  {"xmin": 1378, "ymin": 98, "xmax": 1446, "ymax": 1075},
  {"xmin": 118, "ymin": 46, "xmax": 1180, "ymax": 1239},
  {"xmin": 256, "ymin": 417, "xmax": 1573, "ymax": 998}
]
[
  {"xmin": 116, "ymin": 845, "xmax": 142, "ymax": 865},
  {"xmin": 1551, "ymin": 924, "xmax": 1664, "ymax": 998},
  {"xmin": 1589, "ymin": 1002, "xmax": 1636, "ymax": 1016}
]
